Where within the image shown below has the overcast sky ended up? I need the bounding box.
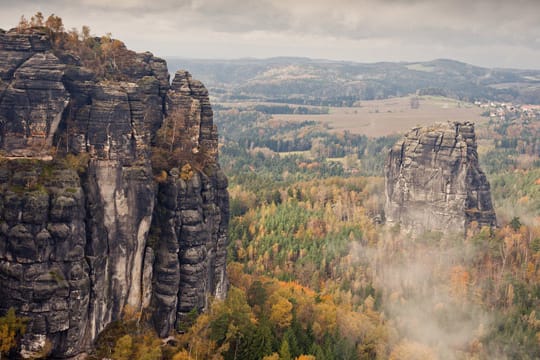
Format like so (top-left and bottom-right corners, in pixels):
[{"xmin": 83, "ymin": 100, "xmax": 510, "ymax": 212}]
[{"xmin": 1, "ymin": 0, "xmax": 539, "ymax": 69}]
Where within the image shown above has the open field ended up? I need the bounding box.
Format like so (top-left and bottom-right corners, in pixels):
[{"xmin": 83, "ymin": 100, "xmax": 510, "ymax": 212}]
[
  {"xmin": 220, "ymin": 96, "xmax": 488, "ymax": 137},
  {"xmin": 270, "ymin": 96, "xmax": 488, "ymax": 137},
  {"xmin": 216, "ymin": 96, "xmax": 489, "ymax": 137}
]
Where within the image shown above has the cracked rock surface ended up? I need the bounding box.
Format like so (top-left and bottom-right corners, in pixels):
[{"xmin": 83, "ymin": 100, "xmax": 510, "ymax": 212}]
[{"xmin": 0, "ymin": 29, "xmax": 228, "ymax": 358}]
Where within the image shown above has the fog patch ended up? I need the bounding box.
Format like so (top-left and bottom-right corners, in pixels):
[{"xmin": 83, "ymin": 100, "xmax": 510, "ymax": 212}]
[{"xmin": 369, "ymin": 231, "xmax": 494, "ymax": 358}]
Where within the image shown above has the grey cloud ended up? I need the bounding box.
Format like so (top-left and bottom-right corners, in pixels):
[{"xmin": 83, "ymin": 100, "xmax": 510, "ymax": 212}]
[
  {"xmin": 183, "ymin": 0, "xmax": 291, "ymax": 33},
  {"xmin": 4, "ymin": 0, "xmax": 540, "ymax": 43},
  {"xmin": 0, "ymin": 0, "xmax": 539, "ymax": 68},
  {"xmin": 162, "ymin": 0, "xmax": 540, "ymax": 48},
  {"xmin": 285, "ymin": 0, "xmax": 540, "ymax": 45}
]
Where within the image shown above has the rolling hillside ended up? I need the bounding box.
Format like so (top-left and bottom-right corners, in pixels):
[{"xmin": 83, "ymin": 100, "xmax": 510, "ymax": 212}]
[{"xmin": 167, "ymin": 57, "xmax": 540, "ymax": 105}]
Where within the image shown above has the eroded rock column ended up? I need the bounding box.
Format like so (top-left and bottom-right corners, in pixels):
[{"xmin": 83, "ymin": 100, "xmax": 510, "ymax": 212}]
[{"xmin": 385, "ymin": 121, "xmax": 496, "ymax": 234}]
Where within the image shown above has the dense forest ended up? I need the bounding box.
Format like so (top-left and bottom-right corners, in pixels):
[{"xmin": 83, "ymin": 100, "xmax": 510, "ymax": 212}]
[{"xmin": 216, "ymin": 106, "xmax": 540, "ymax": 359}]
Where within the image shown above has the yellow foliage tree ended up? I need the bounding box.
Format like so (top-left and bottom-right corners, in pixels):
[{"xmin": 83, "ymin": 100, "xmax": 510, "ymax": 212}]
[
  {"xmin": 450, "ymin": 265, "xmax": 470, "ymax": 300},
  {"xmin": 0, "ymin": 308, "xmax": 27, "ymax": 356},
  {"xmin": 172, "ymin": 349, "xmax": 194, "ymax": 360},
  {"xmin": 389, "ymin": 341, "xmax": 438, "ymax": 360},
  {"xmin": 112, "ymin": 334, "xmax": 133, "ymax": 360},
  {"xmin": 177, "ymin": 313, "xmax": 219, "ymax": 360},
  {"xmin": 269, "ymin": 296, "xmax": 293, "ymax": 330},
  {"xmin": 122, "ymin": 304, "xmax": 141, "ymax": 322},
  {"xmin": 313, "ymin": 302, "xmax": 337, "ymax": 340}
]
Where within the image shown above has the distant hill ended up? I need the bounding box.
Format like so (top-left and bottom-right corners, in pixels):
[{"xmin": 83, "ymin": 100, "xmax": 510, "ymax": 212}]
[{"xmin": 166, "ymin": 57, "xmax": 540, "ymax": 105}]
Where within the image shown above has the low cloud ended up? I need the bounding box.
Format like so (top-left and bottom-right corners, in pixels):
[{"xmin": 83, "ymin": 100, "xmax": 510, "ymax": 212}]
[{"xmin": 365, "ymin": 234, "xmax": 493, "ymax": 359}]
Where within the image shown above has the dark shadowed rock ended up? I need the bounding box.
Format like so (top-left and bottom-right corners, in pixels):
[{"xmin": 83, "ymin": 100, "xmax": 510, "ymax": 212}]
[
  {"xmin": 0, "ymin": 29, "xmax": 228, "ymax": 358},
  {"xmin": 385, "ymin": 121, "xmax": 496, "ymax": 235}
]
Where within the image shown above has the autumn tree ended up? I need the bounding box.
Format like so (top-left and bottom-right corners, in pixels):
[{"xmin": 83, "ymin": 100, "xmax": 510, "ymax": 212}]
[
  {"xmin": 45, "ymin": 14, "xmax": 64, "ymax": 33},
  {"xmin": 269, "ymin": 295, "xmax": 293, "ymax": 331},
  {"xmin": 389, "ymin": 341, "xmax": 437, "ymax": 360},
  {"xmin": 296, "ymin": 355, "xmax": 316, "ymax": 360},
  {"xmin": 81, "ymin": 25, "xmax": 91, "ymax": 40},
  {"xmin": 198, "ymin": 287, "xmax": 254, "ymax": 359},
  {"xmin": 30, "ymin": 11, "xmax": 44, "ymax": 27},
  {"xmin": 112, "ymin": 334, "xmax": 133, "ymax": 360},
  {"xmin": 0, "ymin": 308, "xmax": 27, "ymax": 357},
  {"xmin": 17, "ymin": 15, "xmax": 29, "ymax": 30}
]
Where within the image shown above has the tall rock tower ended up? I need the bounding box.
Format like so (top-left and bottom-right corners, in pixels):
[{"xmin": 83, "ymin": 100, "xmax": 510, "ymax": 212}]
[
  {"xmin": 385, "ymin": 121, "xmax": 496, "ymax": 234},
  {"xmin": 0, "ymin": 28, "xmax": 228, "ymax": 357}
]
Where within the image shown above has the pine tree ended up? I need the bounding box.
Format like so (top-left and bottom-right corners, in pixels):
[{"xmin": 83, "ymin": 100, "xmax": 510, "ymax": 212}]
[
  {"xmin": 279, "ymin": 339, "xmax": 292, "ymax": 360},
  {"xmin": 238, "ymin": 319, "xmax": 273, "ymax": 360},
  {"xmin": 284, "ymin": 327, "xmax": 300, "ymax": 358}
]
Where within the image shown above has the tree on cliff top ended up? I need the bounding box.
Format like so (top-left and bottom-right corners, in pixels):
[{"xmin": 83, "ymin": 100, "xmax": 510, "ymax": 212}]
[
  {"xmin": 17, "ymin": 12, "xmax": 137, "ymax": 80},
  {"xmin": 152, "ymin": 109, "xmax": 214, "ymax": 176},
  {"xmin": 18, "ymin": 13, "xmax": 63, "ymax": 37}
]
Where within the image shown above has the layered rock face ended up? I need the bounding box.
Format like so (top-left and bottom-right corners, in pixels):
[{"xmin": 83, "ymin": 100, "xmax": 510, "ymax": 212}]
[
  {"xmin": 385, "ymin": 121, "xmax": 496, "ymax": 234},
  {"xmin": 0, "ymin": 29, "xmax": 228, "ymax": 358}
]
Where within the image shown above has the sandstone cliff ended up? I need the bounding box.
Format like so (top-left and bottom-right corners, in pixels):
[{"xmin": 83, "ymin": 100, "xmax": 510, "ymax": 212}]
[
  {"xmin": 0, "ymin": 28, "xmax": 228, "ymax": 357},
  {"xmin": 385, "ymin": 121, "xmax": 496, "ymax": 234}
]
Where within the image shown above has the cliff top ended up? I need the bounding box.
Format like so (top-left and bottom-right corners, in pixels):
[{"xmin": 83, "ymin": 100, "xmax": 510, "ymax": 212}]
[
  {"xmin": 1, "ymin": 14, "xmax": 167, "ymax": 82},
  {"xmin": 0, "ymin": 15, "xmax": 218, "ymax": 169},
  {"xmin": 405, "ymin": 121, "xmax": 476, "ymax": 138}
]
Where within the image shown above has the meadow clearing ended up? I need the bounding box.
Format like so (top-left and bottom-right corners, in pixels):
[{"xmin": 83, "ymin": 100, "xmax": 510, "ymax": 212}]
[{"xmin": 270, "ymin": 96, "xmax": 488, "ymax": 137}]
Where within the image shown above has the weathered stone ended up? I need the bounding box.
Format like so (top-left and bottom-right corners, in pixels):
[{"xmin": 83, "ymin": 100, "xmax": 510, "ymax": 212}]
[
  {"xmin": 0, "ymin": 260, "xmax": 23, "ymax": 280},
  {"xmin": 3, "ymin": 192, "xmax": 22, "ymax": 223},
  {"xmin": 181, "ymin": 210, "xmax": 202, "ymax": 225},
  {"xmin": 385, "ymin": 121, "xmax": 496, "ymax": 234},
  {"xmin": 0, "ymin": 29, "xmax": 228, "ymax": 358},
  {"xmin": 47, "ymin": 223, "xmax": 70, "ymax": 240}
]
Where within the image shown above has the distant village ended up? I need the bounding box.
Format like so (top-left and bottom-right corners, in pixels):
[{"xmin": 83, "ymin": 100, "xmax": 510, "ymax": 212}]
[{"xmin": 474, "ymin": 101, "xmax": 540, "ymax": 121}]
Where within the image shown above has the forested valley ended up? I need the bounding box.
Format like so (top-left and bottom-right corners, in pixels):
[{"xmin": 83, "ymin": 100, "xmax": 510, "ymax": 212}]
[
  {"xmin": 87, "ymin": 101, "xmax": 539, "ymax": 360},
  {"xmin": 211, "ymin": 104, "xmax": 540, "ymax": 359}
]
